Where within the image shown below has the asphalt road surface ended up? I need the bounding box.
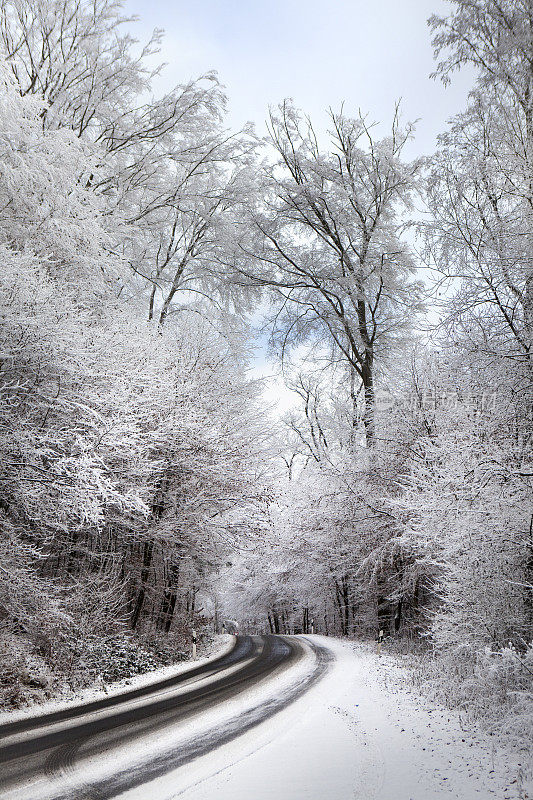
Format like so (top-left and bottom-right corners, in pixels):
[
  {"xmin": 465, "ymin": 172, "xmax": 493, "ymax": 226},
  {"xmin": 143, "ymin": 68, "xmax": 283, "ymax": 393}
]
[{"xmin": 0, "ymin": 635, "xmax": 330, "ymax": 800}]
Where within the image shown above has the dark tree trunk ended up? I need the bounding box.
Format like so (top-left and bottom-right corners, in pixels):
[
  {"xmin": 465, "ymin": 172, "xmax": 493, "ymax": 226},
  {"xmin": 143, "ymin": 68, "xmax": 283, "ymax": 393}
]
[
  {"xmin": 334, "ymin": 577, "xmax": 350, "ymax": 636},
  {"xmin": 157, "ymin": 562, "xmax": 179, "ymax": 633},
  {"xmin": 377, "ymin": 591, "xmax": 392, "ymax": 636},
  {"xmin": 130, "ymin": 540, "xmax": 154, "ymax": 630},
  {"xmin": 394, "ymin": 599, "xmax": 403, "ymax": 633},
  {"xmin": 271, "ymin": 608, "xmax": 280, "ymax": 633}
]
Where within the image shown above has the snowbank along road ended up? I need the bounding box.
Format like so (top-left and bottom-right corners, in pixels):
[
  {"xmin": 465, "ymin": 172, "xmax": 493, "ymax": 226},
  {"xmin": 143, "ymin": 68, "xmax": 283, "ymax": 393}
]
[{"xmin": 0, "ymin": 635, "xmax": 527, "ymax": 800}]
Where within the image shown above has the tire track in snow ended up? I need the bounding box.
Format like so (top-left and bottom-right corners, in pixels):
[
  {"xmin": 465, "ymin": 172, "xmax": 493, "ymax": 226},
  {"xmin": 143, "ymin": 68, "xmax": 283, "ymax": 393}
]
[{"xmin": 51, "ymin": 637, "xmax": 331, "ymax": 800}]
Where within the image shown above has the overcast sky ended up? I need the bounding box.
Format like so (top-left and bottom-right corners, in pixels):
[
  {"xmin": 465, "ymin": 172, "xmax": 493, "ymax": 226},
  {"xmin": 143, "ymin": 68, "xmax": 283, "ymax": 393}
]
[
  {"xmin": 124, "ymin": 0, "xmax": 472, "ymax": 155},
  {"xmin": 123, "ymin": 0, "xmax": 473, "ymax": 411}
]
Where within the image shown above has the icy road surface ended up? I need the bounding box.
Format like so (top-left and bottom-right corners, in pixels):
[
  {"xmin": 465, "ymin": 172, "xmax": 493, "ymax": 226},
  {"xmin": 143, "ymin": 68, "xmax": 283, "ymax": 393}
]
[{"xmin": 0, "ymin": 635, "xmax": 529, "ymax": 799}]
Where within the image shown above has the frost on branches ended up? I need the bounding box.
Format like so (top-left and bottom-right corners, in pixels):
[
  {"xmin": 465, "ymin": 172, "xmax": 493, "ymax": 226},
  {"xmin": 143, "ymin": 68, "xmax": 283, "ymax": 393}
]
[
  {"xmin": 0, "ymin": 36, "xmax": 270, "ymax": 705},
  {"xmin": 0, "ymin": 0, "xmax": 530, "ymax": 759}
]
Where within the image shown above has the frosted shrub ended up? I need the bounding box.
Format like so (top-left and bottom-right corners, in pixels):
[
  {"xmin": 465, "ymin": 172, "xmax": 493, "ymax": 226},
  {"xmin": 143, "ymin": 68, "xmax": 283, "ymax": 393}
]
[
  {"xmin": 0, "ymin": 631, "xmax": 53, "ymax": 710},
  {"xmin": 470, "ymin": 645, "xmax": 533, "ymax": 741},
  {"xmin": 424, "ymin": 642, "xmax": 533, "ymax": 747},
  {"xmin": 79, "ymin": 636, "xmax": 161, "ymax": 684}
]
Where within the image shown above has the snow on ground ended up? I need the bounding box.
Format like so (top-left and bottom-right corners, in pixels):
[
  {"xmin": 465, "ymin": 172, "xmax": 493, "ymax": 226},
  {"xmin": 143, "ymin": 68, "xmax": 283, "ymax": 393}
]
[
  {"xmin": 123, "ymin": 636, "xmax": 531, "ymax": 800},
  {"xmin": 0, "ymin": 634, "xmax": 234, "ymax": 726},
  {"xmin": 3, "ymin": 635, "xmax": 530, "ymax": 800}
]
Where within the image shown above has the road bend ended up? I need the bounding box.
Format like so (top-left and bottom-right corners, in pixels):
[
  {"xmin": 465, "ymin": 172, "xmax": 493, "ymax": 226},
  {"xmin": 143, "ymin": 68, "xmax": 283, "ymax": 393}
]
[{"xmin": 0, "ymin": 635, "xmax": 331, "ymax": 800}]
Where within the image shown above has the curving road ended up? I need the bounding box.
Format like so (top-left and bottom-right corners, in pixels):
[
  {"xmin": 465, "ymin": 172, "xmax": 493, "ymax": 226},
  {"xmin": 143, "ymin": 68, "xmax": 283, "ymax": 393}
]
[{"xmin": 0, "ymin": 635, "xmax": 330, "ymax": 800}]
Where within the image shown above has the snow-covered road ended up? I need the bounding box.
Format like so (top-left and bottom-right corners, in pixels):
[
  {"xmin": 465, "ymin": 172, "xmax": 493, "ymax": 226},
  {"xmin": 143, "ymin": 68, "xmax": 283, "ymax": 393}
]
[
  {"xmin": 0, "ymin": 636, "xmax": 529, "ymax": 800},
  {"xmin": 0, "ymin": 635, "xmax": 324, "ymax": 799},
  {"xmin": 122, "ymin": 637, "xmax": 529, "ymax": 800}
]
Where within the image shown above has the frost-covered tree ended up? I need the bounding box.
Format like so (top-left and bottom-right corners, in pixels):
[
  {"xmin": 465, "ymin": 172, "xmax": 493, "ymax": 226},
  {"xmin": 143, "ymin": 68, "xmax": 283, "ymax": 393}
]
[
  {"xmin": 426, "ymin": 98, "xmax": 533, "ymax": 365},
  {"xmin": 0, "ymin": 54, "xmax": 272, "ymax": 697},
  {"xmin": 235, "ymin": 102, "xmax": 424, "ymax": 445},
  {"xmin": 429, "ymin": 0, "xmax": 533, "ymax": 362},
  {"xmin": 390, "ymin": 341, "xmax": 533, "ymax": 742},
  {"xmin": 0, "ymin": 0, "xmax": 258, "ymax": 321}
]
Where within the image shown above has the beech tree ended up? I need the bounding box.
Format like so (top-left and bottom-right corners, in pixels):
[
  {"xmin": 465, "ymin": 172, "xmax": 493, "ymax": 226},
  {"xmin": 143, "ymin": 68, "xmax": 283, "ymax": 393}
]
[{"xmin": 235, "ymin": 102, "xmax": 423, "ymax": 445}]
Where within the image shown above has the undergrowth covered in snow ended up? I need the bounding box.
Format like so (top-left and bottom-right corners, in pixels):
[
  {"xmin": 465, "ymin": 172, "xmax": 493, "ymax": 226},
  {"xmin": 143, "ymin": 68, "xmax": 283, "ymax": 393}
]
[
  {"xmin": 0, "ymin": 626, "xmax": 211, "ymax": 712},
  {"xmin": 383, "ymin": 638, "xmax": 533, "ymax": 786},
  {"xmin": 421, "ymin": 645, "xmax": 533, "ymax": 749}
]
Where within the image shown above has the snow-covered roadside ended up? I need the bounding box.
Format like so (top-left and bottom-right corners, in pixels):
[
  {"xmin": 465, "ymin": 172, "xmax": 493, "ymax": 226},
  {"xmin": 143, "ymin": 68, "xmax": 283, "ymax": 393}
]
[
  {"xmin": 139, "ymin": 636, "xmax": 531, "ymax": 800},
  {"xmin": 0, "ymin": 634, "xmax": 234, "ymax": 726},
  {"xmin": 345, "ymin": 640, "xmax": 532, "ymax": 800}
]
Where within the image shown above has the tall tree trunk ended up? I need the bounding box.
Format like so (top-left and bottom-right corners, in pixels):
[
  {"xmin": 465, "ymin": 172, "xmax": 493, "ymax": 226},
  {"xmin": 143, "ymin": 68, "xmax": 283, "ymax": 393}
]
[
  {"xmin": 130, "ymin": 540, "xmax": 154, "ymax": 630},
  {"xmin": 394, "ymin": 599, "xmax": 403, "ymax": 633},
  {"xmin": 271, "ymin": 608, "xmax": 280, "ymax": 634},
  {"xmin": 157, "ymin": 562, "xmax": 179, "ymax": 633},
  {"xmin": 361, "ymin": 357, "xmax": 375, "ymax": 446}
]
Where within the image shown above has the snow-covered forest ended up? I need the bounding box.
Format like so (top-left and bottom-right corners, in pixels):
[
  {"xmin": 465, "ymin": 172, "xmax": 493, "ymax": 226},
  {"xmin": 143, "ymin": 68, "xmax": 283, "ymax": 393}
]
[{"xmin": 0, "ymin": 0, "xmax": 531, "ymax": 748}]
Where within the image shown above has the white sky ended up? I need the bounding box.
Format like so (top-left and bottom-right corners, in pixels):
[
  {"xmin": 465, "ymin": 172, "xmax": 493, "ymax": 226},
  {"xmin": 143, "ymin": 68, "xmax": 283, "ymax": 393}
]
[
  {"xmin": 123, "ymin": 0, "xmax": 473, "ymax": 413},
  {"xmin": 123, "ymin": 0, "xmax": 472, "ymax": 156}
]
